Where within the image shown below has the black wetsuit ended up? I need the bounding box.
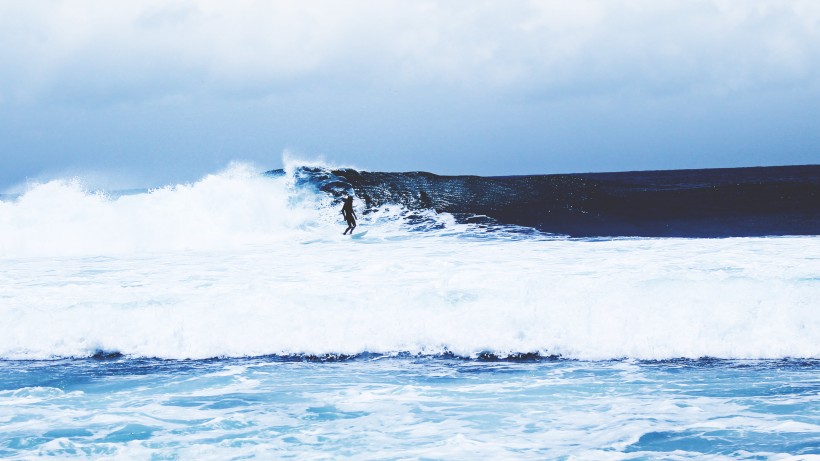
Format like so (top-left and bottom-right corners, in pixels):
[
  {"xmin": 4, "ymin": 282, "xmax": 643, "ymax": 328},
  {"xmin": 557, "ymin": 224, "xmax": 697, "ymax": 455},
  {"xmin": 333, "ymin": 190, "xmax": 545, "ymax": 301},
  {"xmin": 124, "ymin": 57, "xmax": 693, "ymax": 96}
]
[{"xmin": 342, "ymin": 198, "xmax": 357, "ymax": 234}]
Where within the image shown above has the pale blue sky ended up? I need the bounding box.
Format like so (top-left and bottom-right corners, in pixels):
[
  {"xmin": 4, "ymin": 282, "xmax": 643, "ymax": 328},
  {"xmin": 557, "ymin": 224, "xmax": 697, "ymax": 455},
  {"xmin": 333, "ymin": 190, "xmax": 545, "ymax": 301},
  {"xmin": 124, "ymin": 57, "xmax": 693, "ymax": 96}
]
[{"xmin": 1, "ymin": 1, "xmax": 819, "ymax": 190}]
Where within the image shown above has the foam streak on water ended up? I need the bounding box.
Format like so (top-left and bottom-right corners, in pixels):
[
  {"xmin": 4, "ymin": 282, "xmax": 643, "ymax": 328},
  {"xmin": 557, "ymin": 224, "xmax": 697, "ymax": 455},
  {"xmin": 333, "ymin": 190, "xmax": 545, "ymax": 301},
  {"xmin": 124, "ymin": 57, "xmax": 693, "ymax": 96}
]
[{"xmin": 0, "ymin": 357, "xmax": 817, "ymax": 460}]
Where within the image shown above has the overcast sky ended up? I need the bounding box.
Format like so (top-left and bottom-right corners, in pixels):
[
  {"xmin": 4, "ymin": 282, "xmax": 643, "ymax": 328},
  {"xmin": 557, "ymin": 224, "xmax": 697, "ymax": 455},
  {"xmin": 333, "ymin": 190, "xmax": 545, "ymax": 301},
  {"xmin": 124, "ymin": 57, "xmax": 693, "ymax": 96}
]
[{"xmin": 1, "ymin": 0, "xmax": 819, "ymax": 189}]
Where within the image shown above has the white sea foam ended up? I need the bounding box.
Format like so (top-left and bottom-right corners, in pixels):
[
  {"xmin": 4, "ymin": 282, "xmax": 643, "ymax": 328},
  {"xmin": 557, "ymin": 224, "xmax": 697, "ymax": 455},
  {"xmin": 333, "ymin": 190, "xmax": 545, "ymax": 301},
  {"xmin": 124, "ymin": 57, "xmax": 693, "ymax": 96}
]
[
  {"xmin": 0, "ymin": 163, "xmax": 337, "ymax": 258},
  {"xmin": 0, "ymin": 165, "xmax": 818, "ymax": 360}
]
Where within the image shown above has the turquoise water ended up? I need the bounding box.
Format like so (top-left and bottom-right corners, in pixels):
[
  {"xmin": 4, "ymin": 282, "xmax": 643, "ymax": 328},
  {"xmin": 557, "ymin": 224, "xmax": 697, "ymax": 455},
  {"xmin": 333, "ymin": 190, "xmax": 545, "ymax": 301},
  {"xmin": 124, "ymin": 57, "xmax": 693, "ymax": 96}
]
[{"xmin": 1, "ymin": 357, "xmax": 818, "ymax": 459}]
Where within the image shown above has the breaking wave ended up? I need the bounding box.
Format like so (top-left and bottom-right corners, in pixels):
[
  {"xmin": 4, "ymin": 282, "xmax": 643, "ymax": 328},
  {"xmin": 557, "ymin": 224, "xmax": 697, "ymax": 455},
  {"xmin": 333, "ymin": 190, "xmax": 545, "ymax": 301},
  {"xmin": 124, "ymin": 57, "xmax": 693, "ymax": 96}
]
[{"xmin": 0, "ymin": 161, "xmax": 818, "ymax": 360}]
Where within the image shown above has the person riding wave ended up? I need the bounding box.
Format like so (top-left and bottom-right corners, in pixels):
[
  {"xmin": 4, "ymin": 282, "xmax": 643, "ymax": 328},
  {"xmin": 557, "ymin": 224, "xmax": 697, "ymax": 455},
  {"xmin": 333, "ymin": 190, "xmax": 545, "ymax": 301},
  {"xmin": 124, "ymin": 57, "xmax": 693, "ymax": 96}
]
[{"xmin": 341, "ymin": 195, "xmax": 357, "ymax": 235}]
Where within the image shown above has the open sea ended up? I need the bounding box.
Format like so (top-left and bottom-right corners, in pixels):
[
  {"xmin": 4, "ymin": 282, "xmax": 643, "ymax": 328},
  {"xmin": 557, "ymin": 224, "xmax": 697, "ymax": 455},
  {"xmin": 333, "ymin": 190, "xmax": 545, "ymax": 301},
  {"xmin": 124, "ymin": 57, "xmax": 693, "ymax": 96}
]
[{"xmin": 1, "ymin": 162, "xmax": 818, "ymax": 460}]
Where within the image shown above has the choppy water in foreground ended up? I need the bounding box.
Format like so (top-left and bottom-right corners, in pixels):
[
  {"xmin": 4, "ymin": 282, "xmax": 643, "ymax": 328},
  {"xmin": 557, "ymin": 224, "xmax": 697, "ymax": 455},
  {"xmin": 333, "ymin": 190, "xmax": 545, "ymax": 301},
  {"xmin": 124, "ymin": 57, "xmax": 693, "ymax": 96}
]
[{"xmin": 1, "ymin": 357, "xmax": 818, "ymax": 460}]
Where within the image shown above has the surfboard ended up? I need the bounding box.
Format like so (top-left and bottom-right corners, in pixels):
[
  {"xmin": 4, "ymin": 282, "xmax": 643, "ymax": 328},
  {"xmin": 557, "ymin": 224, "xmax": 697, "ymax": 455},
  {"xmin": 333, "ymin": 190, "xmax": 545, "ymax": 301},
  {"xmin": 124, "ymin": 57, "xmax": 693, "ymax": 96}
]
[{"xmin": 350, "ymin": 230, "xmax": 368, "ymax": 239}]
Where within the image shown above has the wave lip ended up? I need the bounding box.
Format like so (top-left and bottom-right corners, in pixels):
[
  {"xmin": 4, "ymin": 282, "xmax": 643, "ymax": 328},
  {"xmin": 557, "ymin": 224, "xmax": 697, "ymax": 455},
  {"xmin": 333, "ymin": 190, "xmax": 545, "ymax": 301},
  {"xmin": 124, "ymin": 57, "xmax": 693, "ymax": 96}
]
[{"xmin": 276, "ymin": 164, "xmax": 820, "ymax": 238}]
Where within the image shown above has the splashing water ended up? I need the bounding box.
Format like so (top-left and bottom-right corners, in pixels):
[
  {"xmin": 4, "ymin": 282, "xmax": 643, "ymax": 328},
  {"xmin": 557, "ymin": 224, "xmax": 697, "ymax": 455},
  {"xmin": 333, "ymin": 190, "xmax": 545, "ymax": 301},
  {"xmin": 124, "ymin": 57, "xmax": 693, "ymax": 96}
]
[{"xmin": 1, "ymin": 162, "xmax": 818, "ymax": 459}]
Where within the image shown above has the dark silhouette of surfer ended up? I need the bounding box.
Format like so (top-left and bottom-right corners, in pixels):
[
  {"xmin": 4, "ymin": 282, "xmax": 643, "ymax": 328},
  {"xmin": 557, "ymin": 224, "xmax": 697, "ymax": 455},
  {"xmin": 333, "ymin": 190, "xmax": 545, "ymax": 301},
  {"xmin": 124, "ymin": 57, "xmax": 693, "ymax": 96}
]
[{"xmin": 341, "ymin": 195, "xmax": 357, "ymax": 235}]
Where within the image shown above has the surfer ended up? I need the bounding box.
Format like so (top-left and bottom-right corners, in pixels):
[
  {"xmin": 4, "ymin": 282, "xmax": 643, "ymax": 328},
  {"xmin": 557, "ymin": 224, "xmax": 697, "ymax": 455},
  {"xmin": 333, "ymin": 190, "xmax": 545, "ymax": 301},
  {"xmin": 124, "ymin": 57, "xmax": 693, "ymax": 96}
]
[{"xmin": 341, "ymin": 195, "xmax": 357, "ymax": 235}]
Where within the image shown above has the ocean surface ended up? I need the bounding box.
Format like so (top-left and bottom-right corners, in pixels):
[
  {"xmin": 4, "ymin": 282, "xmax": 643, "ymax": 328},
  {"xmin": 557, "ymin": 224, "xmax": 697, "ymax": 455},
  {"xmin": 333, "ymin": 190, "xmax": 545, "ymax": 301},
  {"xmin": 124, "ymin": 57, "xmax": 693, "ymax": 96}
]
[{"xmin": 1, "ymin": 162, "xmax": 818, "ymax": 459}]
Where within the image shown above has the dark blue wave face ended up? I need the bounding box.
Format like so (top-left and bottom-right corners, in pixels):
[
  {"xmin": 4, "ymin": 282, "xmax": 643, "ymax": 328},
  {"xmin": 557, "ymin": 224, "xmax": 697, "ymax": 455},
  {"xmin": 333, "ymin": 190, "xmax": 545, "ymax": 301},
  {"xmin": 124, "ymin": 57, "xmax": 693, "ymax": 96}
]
[{"xmin": 268, "ymin": 165, "xmax": 820, "ymax": 238}]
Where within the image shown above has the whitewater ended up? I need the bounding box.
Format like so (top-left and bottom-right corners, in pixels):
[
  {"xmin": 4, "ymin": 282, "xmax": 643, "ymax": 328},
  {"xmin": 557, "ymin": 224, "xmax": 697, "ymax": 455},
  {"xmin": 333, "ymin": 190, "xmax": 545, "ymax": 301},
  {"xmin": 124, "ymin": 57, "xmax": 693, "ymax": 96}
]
[{"xmin": 1, "ymin": 163, "xmax": 818, "ymax": 459}]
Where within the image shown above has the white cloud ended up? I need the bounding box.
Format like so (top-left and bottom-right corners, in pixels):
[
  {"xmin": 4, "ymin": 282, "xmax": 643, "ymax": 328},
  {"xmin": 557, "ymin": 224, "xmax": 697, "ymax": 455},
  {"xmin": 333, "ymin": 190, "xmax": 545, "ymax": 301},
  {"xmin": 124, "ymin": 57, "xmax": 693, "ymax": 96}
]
[{"xmin": 0, "ymin": 0, "xmax": 818, "ymax": 104}]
